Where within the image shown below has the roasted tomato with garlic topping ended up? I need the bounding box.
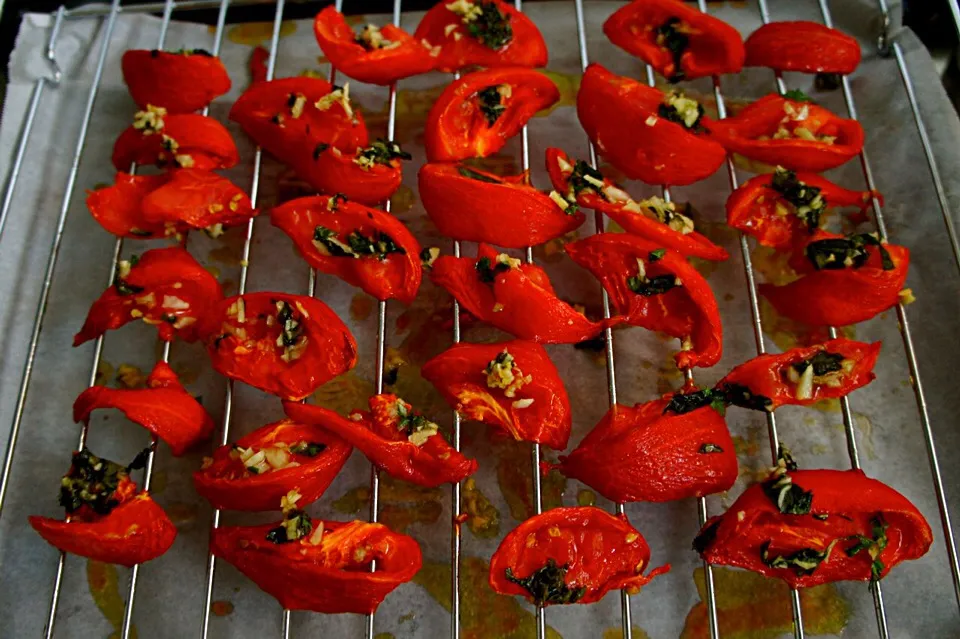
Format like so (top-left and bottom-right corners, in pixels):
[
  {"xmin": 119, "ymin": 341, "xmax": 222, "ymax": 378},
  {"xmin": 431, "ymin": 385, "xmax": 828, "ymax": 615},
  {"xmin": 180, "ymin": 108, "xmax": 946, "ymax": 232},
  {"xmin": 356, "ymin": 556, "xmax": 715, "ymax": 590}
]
[
  {"xmin": 694, "ymin": 449, "xmax": 932, "ymax": 588},
  {"xmin": 30, "ymin": 449, "xmax": 176, "ymax": 567},
  {"xmin": 422, "ymin": 340, "xmax": 571, "ymax": 450},
  {"xmin": 313, "ymin": 7, "xmax": 437, "ymax": 85},
  {"xmin": 425, "ymin": 67, "xmax": 559, "ymax": 162},
  {"xmin": 73, "ymin": 247, "xmax": 222, "ymax": 346},
  {"xmin": 566, "ymin": 234, "xmax": 722, "ymax": 370},
  {"xmin": 759, "ymin": 231, "xmax": 909, "ymax": 327},
  {"xmin": 112, "ymin": 107, "xmax": 239, "ymax": 171},
  {"xmin": 419, "ymin": 162, "xmax": 585, "ymax": 248},
  {"xmin": 546, "ymin": 148, "xmax": 727, "ymax": 260},
  {"xmin": 744, "ymin": 21, "xmax": 861, "ymax": 75},
  {"xmin": 717, "ymin": 338, "xmax": 881, "ymax": 412},
  {"xmin": 490, "ymin": 506, "xmax": 669, "ymax": 606},
  {"xmin": 284, "ymin": 394, "xmax": 478, "ymax": 488},
  {"xmin": 413, "ymin": 0, "xmax": 548, "ymax": 72},
  {"xmin": 73, "ymin": 361, "xmax": 214, "ymax": 456},
  {"xmin": 203, "ymin": 292, "xmax": 358, "ymax": 401},
  {"xmin": 603, "ymin": 0, "xmax": 745, "ymax": 82},
  {"xmin": 430, "ymin": 243, "xmax": 622, "ymax": 344},
  {"xmin": 726, "ymin": 167, "xmax": 880, "ymax": 249},
  {"xmin": 121, "ymin": 49, "xmax": 232, "ymax": 114},
  {"xmin": 194, "ymin": 419, "xmax": 352, "ymax": 512},
  {"xmin": 310, "ymin": 139, "xmax": 410, "ymax": 205},
  {"xmin": 212, "ymin": 509, "xmax": 421, "ymax": 614},
  {"xmin": 577, "ymin": 64, "xmax": 725, "ymax": 186},
  {"xmin": 271, "ymin": 194, "xmax": 422, "ymax": 304},
  {"xmin": 709, "ymin": 92, "xmax": 864, "ymax": 172}
]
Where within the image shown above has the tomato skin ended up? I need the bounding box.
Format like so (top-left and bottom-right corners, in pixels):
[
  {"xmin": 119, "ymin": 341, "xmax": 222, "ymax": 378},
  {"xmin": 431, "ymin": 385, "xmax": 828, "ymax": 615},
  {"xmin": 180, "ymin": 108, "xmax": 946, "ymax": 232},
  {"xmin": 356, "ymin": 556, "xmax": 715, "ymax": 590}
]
[
  {"xmin": 759, "ymin": 232, "xmax": 909, "ymax": 327},
  {"xmin": 424, "ymin": 67, "xmax": 559, "ymax": 162},
  {"xmin": 419, "ymin": 162, "xmax": 584, "ymax": 248},
  {"xmin": 270, "ymin": 195, "xmax": 422, "ymax": 304},
  {"xmin": 193, "ymin": 419, "xmax": 352, "ymax": 512},
  {"xmin": 112, "ymin": 113, "xmax": 239, "ymax": 171},
  {"xmin": 421, "ymin": 339, "xmax": 571, "ymax": 450},
  {"xmin": 121, "ymin": 49, "xmax": 232, "ymax": 113},
  {"xmin": 313, "ymin": 7, "xmax": 437, "ymax": 85},
  {"xmin": 489, "ymin": 506, "xmax": 669, "ymax": 605},
  {"xmin": 73, "ymin": 247, "xmax": 223, "ymax": 346},
  {"xmin": 576, "ymin": 64, "xmax": 726, "ymax": 186},
  {"xmin": 744, "ymin": 21, "xmax": 861, "ymax": 74},
  {"xmin": 718, "ymin": 338, "xmax": 881, "ymax": 410},
  {"xmin": 695, "ymin": 469, "xmax": 933, "ymax": 588},
  {"xmin": 565, "ymin": 234, "xmax": 722, "ymax": 370},
  {"xmin": 710, "ymin": 94, "xmax": 865, "ymax": 172},
  {"xmin": 559, "ymin": 399, "xmax": 736, "ymax": 503},
  {"xmin": 283, "ymin": 395, "xmax": 478, "ymax": 488},
  {"xmin": 311, "ymin": 146, "xmax": 404, "ymax": 205},
  {"xmin": 430, "ymin": 243, "xmax": 622, "ymax": 344},
  {"xmin": 141, "ymin": 169, "xmax": 256, "ymax": 230},
  {"xmin": 73, "ymin": 362, "xmax": 214, "ymax": 456},
  {"xmin": 544, "ymin": 147, "xmax": 728, "ymax": 261},
  {"xmin": 202, "ymin": 292, "xmax": 358, "ymax": 401},
  {"xmin": 211, "ymin": 519, "xmax": 422, "ymax": 614},
  {"xmin": 412, "ymin": 0, "xmax": 548, "ymax": 72},
  {"xmin": 86, "ymin": 173, "xmax": 171, "ymax": 239},
  {"xmin": 603, "ymin": 0, "xmax": 744, "ymax": 81},
  {"xmin": 726, "ymin": 171, "xmax": 880, "ymax": 249},
  {"xmin": 30, "ymin": 493, "xmax": 176, "ymax": 567}
]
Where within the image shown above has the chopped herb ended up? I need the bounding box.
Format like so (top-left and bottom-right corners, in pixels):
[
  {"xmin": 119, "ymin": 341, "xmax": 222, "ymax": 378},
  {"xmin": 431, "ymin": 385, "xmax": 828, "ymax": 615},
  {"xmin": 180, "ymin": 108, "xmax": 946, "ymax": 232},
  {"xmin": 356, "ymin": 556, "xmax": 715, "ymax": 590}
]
[
  {"xmin": 271, "ymin": 113, "xmax": 284, "ymax": 125},
  {"xmin": 663, "ymin": 388, "xmax": 727, "ymax": 416},
  {"xmin": 313, "ymin": 224, "xmax": 349, "ymax": 256},
  {"xmin": 658, "ymin": 99, "xmax": 705, "ymax": 132},
  {"xmin": 289, "ymin": 441, "xmax": 327, "ymax": 457},
  {"xmin": 761, "ymin": 445, "xmax": 812, "ymax": 514},
  {"xmin": 568, "ymin": 160, "xmax": 606, "ymax": 196},
  {"xmin": 458, "ymin": 166, "xmax": 502, "ymax": 183},
  {"xmin": 247, "ymin": 466, "xmax": 261, "ymax": 474},
  {"xmin": 475, "ymin": 256, "xmax": 510, "ymax": 283},
  {"xmin": 265, "ymin": 510, "xmax": 313, "ymax": 544},
  {"xmin": 777, "ymin": 444, "xmax": 799, "ymax": 472},
  {"xmin": 654, "ymin": 17, "xmax": 689, "ymax": 82},
  {"xmin": 699, "ymin": 443, "xmax": 724, "ymax": 454},
  {"xmin": 846, "ymin": 516, "xmax": 888, "ymax": 581},
  {"xmin": 627, "ymin": 273, "xmax": 680, "ymax": 297},
  {"xmin": 328, "ymin": 193, "xmax": 347, "ymax": 211},
  {"xmin": 648, "ymin": 249, "xmax": 666, "ymax": 262},
  {"xmin": 760, "ymin": 539, "xmax": 839, "ymax": 576},
  {"xmin": 717, "ymin": 382, "xmax": 773, "ymax": 412},
  {"xmin": 783, "ymin": 89, "xmax": 814, "ymax": 103},
  {"xmin": 563, "ymin": 202, "xmax": 579, "ymax": 216},
  {"xmin": 356, "ymin": 138, "xmax": 411, "ymax": 167},
  {"xmin": 275, "ymin": 301, "xmax": 302, "ymax": 347},
  {"xmin": 815, "ymin": 72, "xmax": 842, "ymax": 91},
  {"xmin": 347, "ymin": 230, "xmax": 404, "ymax": 260},
  {"xmin": 791, "ymin": 351, "xmax": 844, "ymax": 377},
  {"xmin": 504, "ymin": 559, "xmax": 586, "ymax": 606},
  {"xmin": 805, "ymin": 233, "xmax": 894, "ymax": 271},
  {"xmin": 477, "ymin": 85, "xmax": 506, "ymax": 126},
  {"xmin": 394, "ymin": 400, "xmax": 438, "ymax": 441},
  {"xmin": 59, "ymin": 448, "xmax": 147, "ymax": 516},
  {"xmin": 312, "ymin": 142, "xmax": 329, "ymax": 160},
  {"xmin": 771, "ymin": 167, "xmax": 825, "ymax": 232},
  {"xmin": 693, "ymin": 519, "xmax": 721, "ymax": 554},
  {"xmin": 465, "ymin": 1, "xmax": 513, "ymax": 49}
]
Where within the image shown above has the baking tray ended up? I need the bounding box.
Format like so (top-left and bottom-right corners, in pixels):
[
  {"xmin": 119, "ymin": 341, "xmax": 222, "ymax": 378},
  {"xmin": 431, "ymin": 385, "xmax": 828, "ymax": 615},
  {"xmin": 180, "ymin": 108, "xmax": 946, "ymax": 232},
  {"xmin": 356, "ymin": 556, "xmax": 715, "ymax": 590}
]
[{"xmin": 0, "ymin": 0, "xmax": 959, "ymax": 638}]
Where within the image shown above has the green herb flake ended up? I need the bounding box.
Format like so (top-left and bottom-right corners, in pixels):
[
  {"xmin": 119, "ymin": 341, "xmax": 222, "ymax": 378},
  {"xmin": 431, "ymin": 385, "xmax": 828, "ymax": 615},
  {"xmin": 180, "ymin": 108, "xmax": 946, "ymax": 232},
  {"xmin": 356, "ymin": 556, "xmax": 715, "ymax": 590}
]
[
  {"xmin": 475, "ymin": 256, "xmax": 510, "ymax": 283},
  {"xmin": 58, "ymin": 448, "xmax": 146, "ymax": 516},
  {"xmin": 458, "ymin": 166, "xmax": 502, "ymax": 183},
  {"xmin": 845, "ymin": 516, "xmax": 889, "ymax": 582},
  {"xmin": 289, "ymin": 441, "xmax": 327, "ymax": 457},
  {"xmin": 265, "ymin": 509, "xmax": 313, "ymax": 544},
  {"xmin": 627, "ymin": 273, "xmax": 680, "ymax": 296},
  {"xmin": 718, "ymin": 382, "xmax": 773, "ymax": 412},
  {"xmin": 761, "ymin": 445, "xmax": 813, "ymax": 515},
  {"xmin": 805, "ymin": 232, "xmax": 894, "ymax": 272},
  {"xmin": 568, "ymin": 160, "xmax": 606, "ymax": 197},
  {"xmin": 504, "ymin": 559, "xmax": 586, "ymax": 606},
  {"xmin": 771, "ymin": 167, "xmax": 825, "ymax": 232},
  {"xmin": 784, "ymin": 89, "xmax": 814, "ymax": 103},
  {"xmin": 760, "ymin": 539, "xmax": 839, "ymax": 576},
  {"xmin": 477, "ymin": 85, "xmax": 507, "ymax": 126},
  {"xmin": 464, "ymin": 1, "xmax": 513, "ymax": 50},
  {"xmin": 648, "ymin": 249, "xmax": 666, "ymax": 262},
  {"xmin": 663, "ymin": 388, "xmax": 727, "ymax": 416},
  {"xmin": 356, "ymin": 138, "xmax": 411, "ymax": 167},
  {"xmin": 791, "ymin": 351, "xmax": 844, "ymax": 377}
]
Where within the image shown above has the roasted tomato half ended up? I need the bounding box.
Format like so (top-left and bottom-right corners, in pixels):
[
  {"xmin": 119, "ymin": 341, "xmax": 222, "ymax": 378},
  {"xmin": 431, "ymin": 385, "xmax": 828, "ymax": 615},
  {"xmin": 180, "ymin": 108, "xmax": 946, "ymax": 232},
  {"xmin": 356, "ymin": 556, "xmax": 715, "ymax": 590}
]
[{"xmin": 121, "ymin": 49, "xmax": 232, "ymax": 113}]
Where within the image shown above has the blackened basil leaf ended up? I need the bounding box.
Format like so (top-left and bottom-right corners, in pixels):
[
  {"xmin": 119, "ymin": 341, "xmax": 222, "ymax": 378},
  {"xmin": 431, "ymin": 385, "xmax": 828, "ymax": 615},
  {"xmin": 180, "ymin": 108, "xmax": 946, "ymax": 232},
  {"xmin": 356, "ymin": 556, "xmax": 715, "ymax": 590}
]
[
  {"xmin": 654, "ymin": 17, "xmax": 689, "ymax": 83},
  {"xmin": 719, "ymin": 383, "xmax": 773, "ymax": 412},
  {"xmin": 465, "ymin": 1, "xmax": 513, "ymax": 49},
  {"xmin": 505, "ymin": 559, "xmax": 586, "ymax": 606}
]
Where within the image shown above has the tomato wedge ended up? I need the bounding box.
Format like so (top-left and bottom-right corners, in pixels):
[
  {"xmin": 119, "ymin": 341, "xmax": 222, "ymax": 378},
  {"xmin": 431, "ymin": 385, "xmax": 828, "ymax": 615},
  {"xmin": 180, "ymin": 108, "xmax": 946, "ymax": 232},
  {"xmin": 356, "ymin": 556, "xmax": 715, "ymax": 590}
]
[
  {"xmin": 121, "ymin": 49, "xmax": 232, "ymax": 113},
  {"xmin": 86, "ymin": 173, "xmax": 171, "ymax": 239},
  {"xmin": 112, "ymin": 108, "xmax": 239, "ymax": 171},
  {"xmin": 744, "ymin": 21, "xmax": 861, "ymax": 74},
  {"xmin": 310, "ymin": 140, "xmax": 410, "ymax": 204}
]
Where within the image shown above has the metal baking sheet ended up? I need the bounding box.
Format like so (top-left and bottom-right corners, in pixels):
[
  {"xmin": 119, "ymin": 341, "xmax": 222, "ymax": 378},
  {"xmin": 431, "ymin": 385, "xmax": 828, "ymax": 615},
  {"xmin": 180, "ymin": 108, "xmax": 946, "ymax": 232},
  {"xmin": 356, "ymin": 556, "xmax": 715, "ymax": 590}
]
[{"xmin": 1, "ymin": 1, "xmax": 959, "ymax": 637}]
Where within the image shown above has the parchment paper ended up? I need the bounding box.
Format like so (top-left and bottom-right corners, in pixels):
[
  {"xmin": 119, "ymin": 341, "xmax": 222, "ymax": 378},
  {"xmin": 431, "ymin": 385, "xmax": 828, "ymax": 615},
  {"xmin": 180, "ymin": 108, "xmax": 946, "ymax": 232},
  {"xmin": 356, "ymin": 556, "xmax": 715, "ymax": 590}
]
[{"xmin": 1, "ymin": 1, "xmax": 959, "ymax": 638}]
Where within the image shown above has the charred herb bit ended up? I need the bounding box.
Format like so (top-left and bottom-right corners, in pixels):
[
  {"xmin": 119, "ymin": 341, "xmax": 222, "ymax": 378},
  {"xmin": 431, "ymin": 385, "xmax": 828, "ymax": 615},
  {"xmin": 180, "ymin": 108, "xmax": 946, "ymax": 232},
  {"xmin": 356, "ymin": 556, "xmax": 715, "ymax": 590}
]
[
  {"xmin": 846, "ymin": 516, "xmax": 889, "ymax": 581},
  {"xmin": 355, "ymin": 138, "xmax": 411, "ymax": 169},
  {"xmin": 771, "ymin": 167, "xmax": 825, "ymax": 232},
  {"xmin": 699, "ymin": 443, "xmax": 724, "ymax": 454},
  {"xmin": 464, "ymin": 1, "xmax": 513, "ymax": 50},
  {"xmin": 654, "ymin": 17, "xmax": 689, "ymax": 82},
  {"xmin": 114, "ymin": 278, "xmax": 144, "ymax": 297},
  {"xmin": 658, "ymin": 92, "xmax": 706, "ymax": 132},
  {"xmin": 760, "ymin": 539, "xmax": 840, "ymax": 576},
  {"xmin": 693, "ymin": 519, "xmax": 721, "ymax": 554},
  {"xmin": 505, "ymin": 559, "xmax": 586, "ymax": 607},
  {"xmin": 815, "ymin": 72, "xmax": 842, "ymax": 91},
  {"xmin": 663, "ymin": 388, "xmax": 727, "ymax": 416},
  {"xmin": 475, "ymin": 256, "xmax": 511, "ymax": 283},
  {"xmin": 275, "ymin": 300, "xmax": 303, "ymax": 349},
  {"xmin": 458, "ymin": 166, "xmax": 502, "ymax": 183},
  {"xmin": 312, "ymin": 142, "xmax": 329, "ymax": 160},
  {"xmin": 806, "ymin": 232, "xmax": 894, "ymax": 271},
  {"xmin": 346, "ymin": 230, "xmax": 405, "ymax": 260},
  {"xmin": 266, "ymin": 509, "xmax": 313, "ymax": 544},
  {"xmin": 477, "ymin": 85, "xmax": 507, "ymax": 126},
  {"xmin": 313, "ymin": 226, "xmax": 353, "ymax": 257},
  {"xmin": 761, "ymin": 446, "xmax": 813, "ymax": 515},
  {"xmin": 718, "ymin": 382, "xmax": 774, "ymax": 412},
  {"xmin": 568, "ymin": 160, "xmax": 606, "ymax": 197},
  {"xmin": 628, "ymin": 273, "xmax": 679, "ymax": 296},
  {"xmin": 784, "ymin": 88, "xmax": 814, "ymax": 103},
  {"xmin": 394, "ymin": 399, "xmax": 439, "ymax": 445},
  {"xmin": 289, "ymin": 441, "xmax": 327, "ymax": 457},
  {"xmin": 59, "ymin": 448, "xmax": 146, "ymax": 516},
  {"xmin": 791, "ymin": 351, "xmax": 844, "ymax": 377}
]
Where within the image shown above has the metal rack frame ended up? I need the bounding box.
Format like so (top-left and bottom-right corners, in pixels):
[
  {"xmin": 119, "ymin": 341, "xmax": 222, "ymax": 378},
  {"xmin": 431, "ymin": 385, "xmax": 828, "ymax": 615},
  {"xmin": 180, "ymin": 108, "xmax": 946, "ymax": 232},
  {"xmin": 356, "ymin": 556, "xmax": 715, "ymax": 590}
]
[{"xmin": 0, "ymin": 1, "xmax": 958, "ymax": 638}]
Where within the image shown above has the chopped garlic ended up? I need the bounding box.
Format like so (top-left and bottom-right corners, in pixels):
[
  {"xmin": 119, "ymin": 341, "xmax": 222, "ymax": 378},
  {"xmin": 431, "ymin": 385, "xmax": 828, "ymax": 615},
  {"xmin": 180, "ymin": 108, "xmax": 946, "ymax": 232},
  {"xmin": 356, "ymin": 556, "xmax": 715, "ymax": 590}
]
[
  {"xmin": 281, "ymin": 489, "xmax": 302, "ymax": 513},
  {"xmin": 162, "ymin": 295, "xmax": 190, "ymax": 311},
  {"xmin": 226, "ymin": 298, "xmax": 246, "ymax": 323},
  {"xmin": 446, "ymin": 0, "xmax": 483, "ymax": 23},
  {"xmin": 308, "ymin": 522, "xmax": 325, "ymax": 546},
  {"xmin": 898, "ymin": 288, "xmax": 916, "ymax": 305},
  {"xmin": 625, "ymin": 532, "xmax": 639, "ymax": 543},
  {"xmin": 512, "ymin": 398, "xmax": 534, "ymax": 409},
  {"xmin": 135, "ymin": 292, "xmax": 156, "ymax": 306},
  {"xmin": 645, "ymin": 115, "xmax": 658, "ymax": 127},
  {"xmin": 205, "ymin": 222, "xmax": 225, "ymax": 238},
  {"xmin": 175, "ymin": 154, "xmax": 195, "ymax": 168},
  {"xmin": 664, "ymin": 92, "xmax": 702, "ymax": 129},
  {"xmin": 172, "ymin": 316, "xmax": 196, "ymax": 329},
  {"xmin": 444, "ymin": 23, "xmax": 458, "ymax": 37},
  {"xmin": 556, "ymin": 156, "xmax": 573, "ymax": 173},
  {"xmin": 357, "ymin": 24, "xmax": 388, "ymax": 49},
  {"xmin": 496, "ymin": 253, "xmax": 522, "ymax": 269},
  {"xmin": 289, "ymin": 93, "xmax": 307, "ymax": 119},
  {"xmin": 132, "ymin": 104, "xmax": 166, "ymax": 134},
  {"xmin": 265, "ymin": 446, "xmax": 293, "ymax": 470},
  {"xmin": 582, "ymin": 174, "xmax": 606, "ymax": 189},
  {"xmin": 315, "ymin": 83, "xmax": 353, "ymax": 120},
  {"xmin": 117, "ymin": 260, "xmax": 132, "ymax": 279},
  {"xmin": 795, "ymin": 364, "xmax": 814, "ymax": 400},
  {"xmin": 549, "ymin": 190, "xmax": 572, "ymax": 211}
]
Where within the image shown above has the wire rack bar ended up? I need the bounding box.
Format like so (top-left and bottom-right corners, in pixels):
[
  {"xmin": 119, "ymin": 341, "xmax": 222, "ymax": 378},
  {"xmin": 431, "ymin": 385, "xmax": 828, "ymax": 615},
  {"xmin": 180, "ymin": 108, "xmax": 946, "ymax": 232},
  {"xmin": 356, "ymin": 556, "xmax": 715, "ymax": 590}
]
[
  {"xmin": 198, "ymin": 2, "xmax": 287, "ymax": 637},
  {"xmin": 61, "ymin": 0, "xmax": 274, "ymax": 19},
  {"xmin": 824, "ymin": 0, "xmax": 960, "ymax": 615}
]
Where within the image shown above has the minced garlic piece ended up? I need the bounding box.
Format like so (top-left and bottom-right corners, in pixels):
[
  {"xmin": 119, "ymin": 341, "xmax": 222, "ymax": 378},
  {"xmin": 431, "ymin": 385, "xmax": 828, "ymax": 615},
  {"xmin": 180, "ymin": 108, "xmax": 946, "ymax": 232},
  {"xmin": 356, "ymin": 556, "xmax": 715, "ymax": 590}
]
[
  {"xmin": 495, "ymin": 253, "xmax": 522, "ymax": 269},
  {"xmin": 315, "ymin": 84, "xmax": 353, "ymax": 120},
  {"xmin": 357, "ymin": 24, "xmax": 388, "ymax": 49},
  {"xmin": 484, "ymin": 350, "xmax": 532, "ymax": 398},
  {"xmin": 636, "ymin": 196, "xmax": 695, "ymax": 234},
  {"xmin": 162, "ymin": 295, "xmax": 190, "ymax": 311},
  {"xmin": 512, "ymin": 398, "xmax": 534, "ymax": 409},
  {"xmin": 549, "ymin": 190, "xmax": 572, "ymax": 211},
  {"xmin": 645, "ymin": 115, "xmax": 658, "ymax": 127},
  {"xmin": 132, "ymin": 104, "xmax": 166, "ymax": 134},
  {"xmin": 446, "ymin": 0, "xmax": 483, "ymax": 23},
  {"xmin": 281, "ymin": 489, "xmax": 302, "ymax": 513},
  {"xmin": 556, "ymin": 155, "xmax": 573, "ymax": 173},
  {"xmin": 444, "ymin": 23, "xmax": 458, "ymax": 37},
  {"xmin": 289, "ymin": 92, "xmax": 307, "ymax": 119},
  {"xmin": 205, "ymin": 222, "xmax": 225, "ymax": 238},
  {"xmin": 795, "ymin": 364, "xmax": 814, "ymax": 400},
  {"xmin": 899, "ymin": 288, "xmax": 916, "ymax": 305},
  {"xmin": 175, "ymin": 154, "xmax": 195, "ymax": 168},
  {"xmin": 664, "ymin": 92, "xmax": 702, "ymax": 128},
  {"xmin": 117, "ymin": 260, "xmax": 132, "ymax": 279}
]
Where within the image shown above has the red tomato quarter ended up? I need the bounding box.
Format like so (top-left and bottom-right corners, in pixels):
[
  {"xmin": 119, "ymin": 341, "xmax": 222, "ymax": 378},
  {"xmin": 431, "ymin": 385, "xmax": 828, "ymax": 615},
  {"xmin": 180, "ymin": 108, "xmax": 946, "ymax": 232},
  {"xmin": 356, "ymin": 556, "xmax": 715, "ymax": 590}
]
[
  {"xmin": 112, "ymin": 108, "xmax": 239, "ymax": 171},
  {"xmin": 121, "ymin": 49, "xmax": 232, "ymax": 113},
  {"xmin": 744, "ymin": 21, "xmax": 861, "ymax": 74}
]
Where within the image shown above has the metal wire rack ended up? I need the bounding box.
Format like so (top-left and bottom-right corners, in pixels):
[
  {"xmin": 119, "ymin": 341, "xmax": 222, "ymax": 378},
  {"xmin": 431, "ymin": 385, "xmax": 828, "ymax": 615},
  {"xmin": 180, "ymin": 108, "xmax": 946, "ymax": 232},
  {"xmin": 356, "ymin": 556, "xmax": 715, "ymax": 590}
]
[{"xmin": 0, "ymin": 1, "xmax": 959, "ymax": 638}]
